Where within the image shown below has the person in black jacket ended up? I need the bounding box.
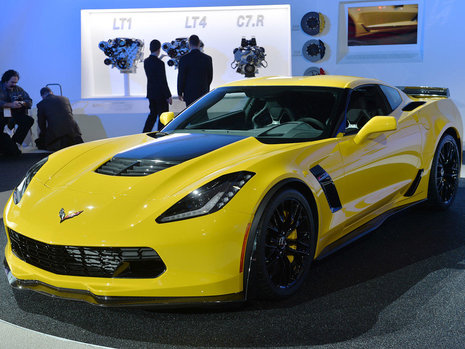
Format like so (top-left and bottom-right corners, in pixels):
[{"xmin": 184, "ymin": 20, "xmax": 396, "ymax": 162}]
[
  {"xmin": 177, "ymin": 35, "xmax": 213, "ymax": 106},
  {"xmin": 143, "ymin": 39, "xmax": 172, "ymax": 132},
  {"xmin": 0, "ymin": 69, "xmax": 34, "ymax": 148},
  {"xmin": 35, "ymin": 87, "xmax": 83, "ymax": 151},
  {"xmin": 0, "ymin": 132, "xmax": 21, "ymax": 157}
]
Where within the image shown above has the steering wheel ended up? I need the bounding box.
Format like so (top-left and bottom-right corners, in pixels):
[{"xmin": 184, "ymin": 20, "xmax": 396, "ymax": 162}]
[{"xmin": 301, "ymin": 117, "xmax": 325, "ymax": 130}]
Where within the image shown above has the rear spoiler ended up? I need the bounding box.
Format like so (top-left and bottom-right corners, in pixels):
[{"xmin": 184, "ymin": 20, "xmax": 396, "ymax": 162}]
[{"xmin": 397, "ymin": 86, "xmax": 450, "ymax": 98}]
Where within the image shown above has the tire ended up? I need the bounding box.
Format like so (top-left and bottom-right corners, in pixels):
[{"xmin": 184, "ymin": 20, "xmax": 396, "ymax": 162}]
[
  {"xmin": 428, "ymin": 134, "xmax": 460, "ymax": 210},
  {"xmin": 253, "ymin": 188, "xmax": 316, "ymax": 300}
]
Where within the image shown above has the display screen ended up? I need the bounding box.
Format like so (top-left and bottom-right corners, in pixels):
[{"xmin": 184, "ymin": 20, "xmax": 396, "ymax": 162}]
[
  {"xmin": 81, "ymin": 5, "xmax": 291, "ymax": 98},
  {"xmin": 348, "ymin": 4, "xmax": 418, "ymax": 46}
]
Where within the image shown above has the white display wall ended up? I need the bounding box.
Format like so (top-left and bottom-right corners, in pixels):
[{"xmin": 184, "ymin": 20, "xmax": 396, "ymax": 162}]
[
  {"xmin": 81, "ymin": 5, "xmax": 291, "ymax": 98},
  {"xmin": 1, "ymin": 0, "xmax": 465, "ymax": 140}
]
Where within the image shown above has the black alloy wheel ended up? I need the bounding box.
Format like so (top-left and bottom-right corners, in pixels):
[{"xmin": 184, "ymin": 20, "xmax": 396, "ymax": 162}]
[
  {"xmin": 253, "ymin": 189, "xmax": 315, "ymax": 299},
  {"xmin": 428, "ymin": 134, "xmax": 460, "ymax": 209}
]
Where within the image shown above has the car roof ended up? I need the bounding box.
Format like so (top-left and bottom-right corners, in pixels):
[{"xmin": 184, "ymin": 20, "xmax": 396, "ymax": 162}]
[{"xmin": 220, "ymin": 75, "xmax": 386, "ymax": 90}]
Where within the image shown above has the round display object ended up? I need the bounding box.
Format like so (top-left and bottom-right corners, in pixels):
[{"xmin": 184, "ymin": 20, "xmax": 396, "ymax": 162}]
[
  {"xmin": 301, "ymin": 12, "xmax": 325, "ymax": 36},
  {"xmin": 302, "ymin": 39, "xmax": 326, "ymax": 62},
  {"xmin": 304, "ymin": 67, "xmax": 321, "ymax": 76}
]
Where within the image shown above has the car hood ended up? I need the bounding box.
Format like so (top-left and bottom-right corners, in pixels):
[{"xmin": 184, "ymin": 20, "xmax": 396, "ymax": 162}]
[
  {"xmin": 13, "ymin": 132, "xmax": 336, "ymax": 243},
  {"xmin": 38, "ymin": 132, "xmax": 279, "ymax": 200}
]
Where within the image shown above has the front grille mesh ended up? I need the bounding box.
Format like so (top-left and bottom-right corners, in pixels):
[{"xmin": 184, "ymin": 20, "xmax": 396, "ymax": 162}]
[
  {"xmin": 8, "ymin": 229, "xmax": 166, "ymax": 279},
  {"xmin": 96, "ymin": 158, "xmax": 179, "ymax": 176}
]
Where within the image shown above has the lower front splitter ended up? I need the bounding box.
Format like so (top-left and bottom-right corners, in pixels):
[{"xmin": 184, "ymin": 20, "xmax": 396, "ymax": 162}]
[{"xmin": 3, "ymin": 258, "xmax": 244, "ymax": 308}]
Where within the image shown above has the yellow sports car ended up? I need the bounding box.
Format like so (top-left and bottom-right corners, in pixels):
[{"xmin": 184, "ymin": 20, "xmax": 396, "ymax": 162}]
[{"xmin": 3, "ymin": 76, "xmax": 462, "ymax": 306}]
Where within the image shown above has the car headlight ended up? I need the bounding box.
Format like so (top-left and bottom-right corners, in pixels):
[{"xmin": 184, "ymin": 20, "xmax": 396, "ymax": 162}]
[
  {"xmin": 13, "ymin": 157, "xmax": 48, "ymax": 205},
  {"xmin": 156, "ymin": 171, "xmax": 255, "ymax": 223}
]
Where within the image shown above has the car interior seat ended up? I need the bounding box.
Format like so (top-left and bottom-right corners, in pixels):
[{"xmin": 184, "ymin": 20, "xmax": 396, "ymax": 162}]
[{"xmin": 346, "ymin": 92, "xmax": 371, "ymax": 132}]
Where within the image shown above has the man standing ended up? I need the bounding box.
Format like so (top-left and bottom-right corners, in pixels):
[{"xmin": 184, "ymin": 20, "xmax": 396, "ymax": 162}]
[
  {"xmin": 143, "ymin": 39, "xmax": 172, "ymax": 132},
  {"xmin": 0, "ymin": 69, "xmax": 34, "ymax": 148},
  {"xmin": 177, "ymin": 35, "xmax": 213, "ymax": 106},
  {"xmin": 35, "ymin": 87, "xmax": 83, "ymax": 151}
]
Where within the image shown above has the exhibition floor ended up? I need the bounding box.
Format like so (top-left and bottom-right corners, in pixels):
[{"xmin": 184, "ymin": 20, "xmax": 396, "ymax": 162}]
[{"xmin": 1, "ymin": 153, "xmax": 465, "ymax": 348}]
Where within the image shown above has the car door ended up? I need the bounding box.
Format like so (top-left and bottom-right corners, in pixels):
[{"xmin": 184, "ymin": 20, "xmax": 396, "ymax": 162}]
[{"xmin": 337, "ymin": 84, "xmax": 422, "ymax": 230}]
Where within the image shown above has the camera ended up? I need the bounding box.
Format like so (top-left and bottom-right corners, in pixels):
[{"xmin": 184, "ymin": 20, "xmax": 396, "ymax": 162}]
[
  {"xmin": 12, "ymin": 95, "xmax": 25, "ymax": 107},
  {"xmin": 162, "ymin": 38, "xmax": 204, "ymax": 68},
  {"xmin": 231, "ymin": 37, "xmax": 267, "ymax": 78},
  {"xmin": 98, "ymin": 38, "xmax": 144, "ymax": 73}
]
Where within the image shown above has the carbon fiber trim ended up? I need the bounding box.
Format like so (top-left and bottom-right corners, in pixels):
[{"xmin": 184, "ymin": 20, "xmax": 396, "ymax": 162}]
[
  {"xmin": 397, "ymin": 86, "xmax": 450, "ymax": 98},
  {"xmin": 96, "ymin": 158, "xmax": 179, "ymax": 176},
  {"xmin": 4, "ymin": 258, "xmax": 244, "ymax": 308},
  {"xmin": 404, "ymin": 169, "xmax": 424, "ymax": 197},
  {"xmin": 310, "ymin": 165, "xmax": 342, "ymax": 213}
]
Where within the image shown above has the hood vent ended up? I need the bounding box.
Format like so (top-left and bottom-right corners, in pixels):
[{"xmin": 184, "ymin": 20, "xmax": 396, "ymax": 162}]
[{"xmin": 96, "ymin": 158, "xmax": 179, "ymax": 176}]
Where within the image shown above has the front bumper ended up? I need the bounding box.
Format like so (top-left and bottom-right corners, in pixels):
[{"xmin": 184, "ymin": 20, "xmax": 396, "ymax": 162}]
[{"xmin": 3, "ymin": 258, "xmax": 244, "ymax": 307}]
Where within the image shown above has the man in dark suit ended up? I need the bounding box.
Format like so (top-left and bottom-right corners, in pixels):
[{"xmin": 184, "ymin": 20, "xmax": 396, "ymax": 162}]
[
  {"xmin": 35, "ymin": 87, "xmax": 83, "ymax": 151},
  {"xmin": 143, "ymin": 39, "xmax": 172, "ymax": 132},
  {"xmin": 177, "ymin": 35, "xmax": 213, "ymax": 106}
]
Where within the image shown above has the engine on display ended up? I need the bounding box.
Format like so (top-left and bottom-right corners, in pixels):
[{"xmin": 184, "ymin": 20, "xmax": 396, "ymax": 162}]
[
  {"xmin": 98, "ymin": 38, "xmax": 144, "ymax": 73},
  {"xmin": 162, "ymin": 37, "xmax": 204, "ymax": 68},
  {"xmin": 231, "ymin": 37, "xmax": 267, "ymax": 78}
]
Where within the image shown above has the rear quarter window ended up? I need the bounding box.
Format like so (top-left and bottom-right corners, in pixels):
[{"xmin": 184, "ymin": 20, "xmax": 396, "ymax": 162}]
[{"xmin": 380, "ymin": 85, "xmax": 402, "ymax": 111}]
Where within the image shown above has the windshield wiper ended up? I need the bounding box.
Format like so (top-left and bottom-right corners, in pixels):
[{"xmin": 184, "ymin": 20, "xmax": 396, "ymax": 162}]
[{"xmin": 147, "ymin": 131, "xmax": 170, "ymax": 139}]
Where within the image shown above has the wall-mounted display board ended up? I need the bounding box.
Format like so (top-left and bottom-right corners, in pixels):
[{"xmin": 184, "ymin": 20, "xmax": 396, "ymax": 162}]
[
  {"xmin": 81, "ymin": 5, "xmax": 291, "ymax": 98},
  {"xmin": 337, "ymin": 0, "xmax": 424, "ymax": 63}
]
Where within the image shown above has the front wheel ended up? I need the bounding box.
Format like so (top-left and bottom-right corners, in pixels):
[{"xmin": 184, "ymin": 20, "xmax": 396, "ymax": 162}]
[
  {"xmin": 428, "ymin": 134, "xmax": 460, "ymax": 210},
  {"xmin": 252, "ymin": 189, "xmax": 316, "ymax": 300}
]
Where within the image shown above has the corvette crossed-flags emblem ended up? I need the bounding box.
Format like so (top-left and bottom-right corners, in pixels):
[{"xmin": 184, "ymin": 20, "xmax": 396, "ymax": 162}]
[{"xmin": 59, "ymin": 208, "xmax": 83, "ymax": 223}]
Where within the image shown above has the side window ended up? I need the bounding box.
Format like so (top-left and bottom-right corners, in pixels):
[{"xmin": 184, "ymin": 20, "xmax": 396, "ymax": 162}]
[
  {"xmin": 379, "ymin": 85, "xmax": 402, "ymax": 111},
  {"xmin": 345, "ymin": 85, "xmax": 390, "ymax": 134}
]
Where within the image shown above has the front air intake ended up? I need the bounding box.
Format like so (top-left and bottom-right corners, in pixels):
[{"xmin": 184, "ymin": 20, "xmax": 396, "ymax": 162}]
[
  {"xmin": 96, "ymin": 158, "xmax": 179, "ymax": 176},
  {"xmin": 8, "ymin": 229, "xmax": 166, "ymax": 279}
]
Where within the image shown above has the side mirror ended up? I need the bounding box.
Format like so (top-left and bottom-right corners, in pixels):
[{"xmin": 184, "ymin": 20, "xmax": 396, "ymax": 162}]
[
  {"xmin": 160, "ymin": 112, "xmax": 175, "ymax": 126},
  {"xmin": 353, "ymin": 116, "xmax": 397, "ymax": 144}
]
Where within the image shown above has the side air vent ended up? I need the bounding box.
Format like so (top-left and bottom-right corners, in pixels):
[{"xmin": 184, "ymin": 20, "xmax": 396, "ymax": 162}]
[
  {"xmin": 404, "ymin": 169, "xmax": 424, "ymax": 197},
  {"xmin": 402, "ymin": 101, "xmax": 426, "ymax": 112},
  {"xmin": 96, "ymin": 158, "xmax": 179, "ymax": 176},
  {"xmin": 310, "ymin": 165, "xmax": 342, "ymax": 213}
]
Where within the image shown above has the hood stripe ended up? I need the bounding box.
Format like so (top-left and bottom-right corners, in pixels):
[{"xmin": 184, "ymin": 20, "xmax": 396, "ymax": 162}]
[{"xmin": 117, "ymin": 133, "xmax": 246, "ymax": 162}]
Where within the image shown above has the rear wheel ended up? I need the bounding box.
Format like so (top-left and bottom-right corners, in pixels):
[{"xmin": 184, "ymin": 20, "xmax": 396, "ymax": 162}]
[
  {"xmin": 253, "ymin": 189, "xmax": 315, "ymax": 299},
  {"xmin": 428, "ymin": 134, "xmax": 460, "ymax": 210}
]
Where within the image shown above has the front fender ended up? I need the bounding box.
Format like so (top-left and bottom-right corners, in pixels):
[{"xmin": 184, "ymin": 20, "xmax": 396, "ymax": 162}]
[{"xmin": 242, "ymin": 178, "xmax": 318, "ymax": 300}]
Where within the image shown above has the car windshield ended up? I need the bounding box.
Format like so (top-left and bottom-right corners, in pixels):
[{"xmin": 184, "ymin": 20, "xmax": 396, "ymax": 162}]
[{"xmin": 163, "ymin": 86, "xmax": 345, "ymax": 143}]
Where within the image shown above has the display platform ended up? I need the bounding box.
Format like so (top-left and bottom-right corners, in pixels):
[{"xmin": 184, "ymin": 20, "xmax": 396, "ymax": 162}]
[
  {"xmin": 71, "ymin": 97, "xmax": 186, "ymax": 142},
  {"xmin": 0, "ymin": 153, "xmax": 465, "ymax": 348}
]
